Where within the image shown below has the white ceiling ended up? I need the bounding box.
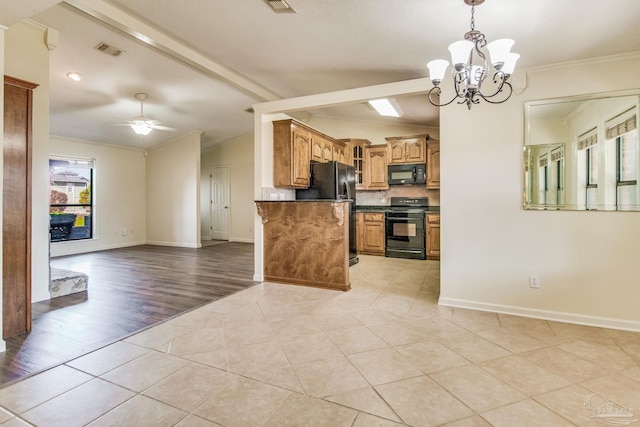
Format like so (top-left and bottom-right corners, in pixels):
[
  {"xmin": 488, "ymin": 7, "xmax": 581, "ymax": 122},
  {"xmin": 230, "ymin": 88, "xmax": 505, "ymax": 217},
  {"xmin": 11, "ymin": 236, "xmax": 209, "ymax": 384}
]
[{"xmin": 5, "ymin": 0, "xmax": 640, "ymax": 150}]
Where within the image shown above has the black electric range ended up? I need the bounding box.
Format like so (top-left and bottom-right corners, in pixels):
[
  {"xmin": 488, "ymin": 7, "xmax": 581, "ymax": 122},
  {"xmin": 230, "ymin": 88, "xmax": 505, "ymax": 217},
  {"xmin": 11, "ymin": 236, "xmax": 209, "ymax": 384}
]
[{"xmin": 385, "ymin": 197, "xmax": 429, "ymax": 259}]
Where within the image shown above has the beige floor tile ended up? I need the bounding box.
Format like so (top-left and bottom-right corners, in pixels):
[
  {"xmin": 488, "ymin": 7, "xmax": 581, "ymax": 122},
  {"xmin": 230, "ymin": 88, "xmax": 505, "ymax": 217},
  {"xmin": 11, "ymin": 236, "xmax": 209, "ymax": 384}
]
[
  {"xmin": 0, "ymin": 365, "xmax": 92, "ymax": 413},
  {"xmin": 124, "ymin": 322, "xmax": 192, "ymax": 349},
  {"xmin": 143, "ymin": 363, "xmax": 228, "ymax": 411},
  {"xmin": 308, "ymin": 310, "xmax": 363, "ymax": 332},
  {"xmin": 181, "ymin": 348, "xmax": 229, "ymax": 371},
  {"xmin": 430, "ymin": 365, "xmax": 525, "ymax": 413},
  {"xmin": 481, "ymin": 355, "xmax": 570, "ymax": 395},
  {"xmin": 269, "ymin": 315, "xmax": 322, "ymax": 340},
  {"xmin": 263, "ymin": 393, "xmax": 357, "ymax": 427},
  {"xmin": 395, "ymin": 340, "xmax": 469, "ymax": 374},
  {"xmin": 352, "ymin": 412, "xmax": 403, "ymax": 427},
  {"xmin": 370, "ymin": 320, "xmax": 434, "ymax": 346},
  {"xmin": 66, "ymin": 341, "xmax": 149, "ymax": 376},
  {"xmin": 174, "ymin": 415, "xmax": 223, "ymax": 427},
  {"xmin": 0, "ymin": 418, "xmax": 31, "ymax": 427},
  {"xmin": 476, "ymin": 327, "xmax": 547, "ymax": 353},
  {"xmin": 223, "ymin": 320, "xmax": 274, "ymax": 349},
  {"xmin": 292, "ymin": 356, "xmax": 369, "ymax": 398},
  {"xmin": 280, "ymin": 332, "xmax": 343, "ymax": 364},
  {"xmin": 352, "ymin": 309, "xmax": 401, "ymax": 327},
  {"xmin": 376, "ymin": 375, "xmax": 474, "ymax": 427},
  {"xmin": 100, "ymin": 350, "xmax": 189, "ymax": 392},
  {"xmin": 407, "ymin": 299, "xmax": 453, "ymax": 319},
  {"xmin": 451, "ymin": 308, "xmax": 501, "ymax": 332},
  {"xmin": 438, "ymin": 416, "xmax": 493, "ymax": 426},
  {"xmin": 227, "ymin": 340, "xmax": 303, "ymax": 392},
  {"xmin": 164, "ymin": 327, "xmax": 226, "ymax": 355},
  {"xmin": 371, "ymin": 294, "xmax": 414, "ymax": 314},
  {"xmin": 348, "ymin": 347, "xmax": 422, "ymax": 386},
  {"xmin": 333, "ymin": 289, "xmax": 380, "ymax": 310},
  {"xmin": 227, "ymin": 339, "xmax": 289, "ymax": 375},
  {"xmin": 481, "ymin": 399, "xmax": 574, "ymax": 427},
  {"xmin": 222, "ymin": 305, "xmax": 267, "ymax": 326},
  {"xmin": 548, "ymin": 322, "xmax": 617, "ymax": 345},
  {"xmin": 438, "ymin": 331, "xmax": 511, "ymax": 363},
  {"xmin": 621, "ymin": 365, "xmax": 640, "ymax": 382},
  {"xmin": 296, "ymin": 300, "xmax": 346, "ymax": 318},
  {"xmin": 534, "ymin": 384, "xmax": 597, "ymax": 426},
  {"xmin": 0, "ymin": 408, "xmax": 13, "ymax": 423},
  {"xmin": 167, "ymin": 307, "xmax": 224, "ymax": 329},
  {"xmin": 326, "ymin": 325, "xmax": 390, "ymax": 355},
  {"xmin": 193, "ymin": 375, "xmax": 290, "ymax": 427},
  {"xmin": 559, "ymin": 340, "xmax": 636, "ymax": 371},
  {"xmin": 89, "ymin": 394, "xmax": 187, "ymax": 427},
  {"xmin": 405, "ymin": 317, "xmax": 468, "ymax": 340},
  {"xmin": 581, "ymin": 373, "xmax": 640, "ymax": 408},
  {"xmin": 325, "ymin": 386, "xmax": 401, "ymax": 422},
  {"xmin": 521, "ymin": 346, "xmax": 607, "ymax": 383},
  {"xmin": 497, "ymin": 314, "xmax": 552, "ymax": 335},
  {"xmin": 22, "ymin": 378, "xmax": 134, "ymax": 427}
]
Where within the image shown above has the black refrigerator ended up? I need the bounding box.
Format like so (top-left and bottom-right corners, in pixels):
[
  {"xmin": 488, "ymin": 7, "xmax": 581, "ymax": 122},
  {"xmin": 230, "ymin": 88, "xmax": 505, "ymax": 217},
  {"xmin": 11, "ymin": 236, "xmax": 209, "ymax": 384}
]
[{"xmin": 296, "ymin": 161, "xmax": 358, "ymax": 266}]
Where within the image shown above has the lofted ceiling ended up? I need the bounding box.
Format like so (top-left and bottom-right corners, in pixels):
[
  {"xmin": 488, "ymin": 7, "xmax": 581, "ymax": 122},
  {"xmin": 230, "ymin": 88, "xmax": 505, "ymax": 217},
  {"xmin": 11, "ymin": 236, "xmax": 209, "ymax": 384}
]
[{"xmin": 3, "ymin": 0, "xmax": 640, "ymax": 150}]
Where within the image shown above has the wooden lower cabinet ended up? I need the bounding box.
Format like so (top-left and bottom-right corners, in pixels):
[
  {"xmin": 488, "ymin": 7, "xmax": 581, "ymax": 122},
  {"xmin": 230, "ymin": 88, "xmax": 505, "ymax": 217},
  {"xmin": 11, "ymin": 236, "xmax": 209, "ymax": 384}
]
[
  {"xmin": 356, "ymin": 212, "xmax": 385, "ymax": 256},
  {"xmin": 426, "ymin": 213, "xmax": 440, "ymax": 260}
]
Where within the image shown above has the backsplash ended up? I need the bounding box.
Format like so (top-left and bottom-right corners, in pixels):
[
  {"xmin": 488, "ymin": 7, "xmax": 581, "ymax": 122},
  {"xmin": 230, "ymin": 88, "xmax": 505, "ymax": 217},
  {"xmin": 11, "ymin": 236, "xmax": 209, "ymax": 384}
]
[{"xmin": 356, "ymin": 187, "xmax": 440, "ymax": 206}]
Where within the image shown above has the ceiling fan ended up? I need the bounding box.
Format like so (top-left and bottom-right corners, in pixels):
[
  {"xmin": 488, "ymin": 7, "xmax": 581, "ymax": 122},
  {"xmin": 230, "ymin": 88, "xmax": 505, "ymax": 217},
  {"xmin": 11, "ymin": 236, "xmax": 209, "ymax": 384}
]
[{"xmin": 121, "ymin": 93, "xmax": 176, "ymax": 136}]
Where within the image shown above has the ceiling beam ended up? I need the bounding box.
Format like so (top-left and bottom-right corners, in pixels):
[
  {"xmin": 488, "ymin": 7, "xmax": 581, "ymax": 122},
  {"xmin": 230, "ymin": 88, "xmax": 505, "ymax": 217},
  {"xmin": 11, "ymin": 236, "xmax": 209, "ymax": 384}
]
[{"xmin": 63, "ymin": 0, "xmax": 283, "ymax": 103}]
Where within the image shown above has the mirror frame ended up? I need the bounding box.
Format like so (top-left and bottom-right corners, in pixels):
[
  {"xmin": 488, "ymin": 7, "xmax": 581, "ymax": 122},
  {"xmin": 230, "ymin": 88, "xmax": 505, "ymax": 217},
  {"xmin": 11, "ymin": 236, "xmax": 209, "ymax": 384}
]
[{"xmin": 523, "ymin": 89, "xmax": 640, "ymax": 211}]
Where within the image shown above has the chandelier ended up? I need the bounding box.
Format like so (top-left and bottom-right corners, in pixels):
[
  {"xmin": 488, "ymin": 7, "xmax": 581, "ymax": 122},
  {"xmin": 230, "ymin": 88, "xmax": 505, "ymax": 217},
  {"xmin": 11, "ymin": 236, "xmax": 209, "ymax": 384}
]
[{"xmin": 426, "ymin": 0, "xmax": 520, "ymax": 110}]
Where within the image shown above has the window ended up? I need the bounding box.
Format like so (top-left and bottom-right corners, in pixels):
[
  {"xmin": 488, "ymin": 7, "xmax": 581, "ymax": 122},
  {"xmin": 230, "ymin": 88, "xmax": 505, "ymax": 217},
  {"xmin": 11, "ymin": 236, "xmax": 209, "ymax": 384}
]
[
  {"xmin": 607, "ymin": 109, "xmax": 638, "ymax": 210},
  {"xmin": 49, "ymin": 157, "xmax": 94, "ymax": 242},
  {"xmin": 578, "ymin": 128, "xmax": 598, "ymax": 210}
]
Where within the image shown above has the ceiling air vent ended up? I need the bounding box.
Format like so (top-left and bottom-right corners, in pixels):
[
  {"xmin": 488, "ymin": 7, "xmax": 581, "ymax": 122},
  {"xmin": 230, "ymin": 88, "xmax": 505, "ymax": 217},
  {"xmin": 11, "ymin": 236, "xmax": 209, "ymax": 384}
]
[
  {"xmin": 94, "ymin": 42, "xmax": 125, "ymax": 57},
  {"xmin": 264, "ymin": 0, "xmax": 296, "ymax": 13}
]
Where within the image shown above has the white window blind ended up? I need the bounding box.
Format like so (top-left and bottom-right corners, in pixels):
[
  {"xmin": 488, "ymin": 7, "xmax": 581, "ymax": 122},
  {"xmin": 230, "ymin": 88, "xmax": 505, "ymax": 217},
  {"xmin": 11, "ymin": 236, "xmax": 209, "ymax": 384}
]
[
  {"xmin": 578, "ymin": 128, "xmax": 598, "ymax": 150},
  {"xmin": 606, "ymin": 107, "xmax": 637, "ymax": 139}
]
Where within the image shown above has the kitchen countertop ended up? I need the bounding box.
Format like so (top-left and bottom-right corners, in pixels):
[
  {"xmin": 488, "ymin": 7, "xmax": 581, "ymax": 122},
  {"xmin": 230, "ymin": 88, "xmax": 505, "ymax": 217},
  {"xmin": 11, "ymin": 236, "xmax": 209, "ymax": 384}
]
[
  {"xmin": 255, "ymin": 199, "xmax": 352, "ymax": 203},
  {"xmin": 355, "ymin": 205, "xmax": 440, "ymax": 213}
]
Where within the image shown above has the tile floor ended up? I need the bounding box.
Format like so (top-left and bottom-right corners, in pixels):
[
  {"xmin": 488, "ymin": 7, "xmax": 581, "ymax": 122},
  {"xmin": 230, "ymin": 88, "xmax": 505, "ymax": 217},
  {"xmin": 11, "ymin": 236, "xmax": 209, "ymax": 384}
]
[{"xmin": 0, "ymin": 255, "xmax": 639, "ymax": 426}]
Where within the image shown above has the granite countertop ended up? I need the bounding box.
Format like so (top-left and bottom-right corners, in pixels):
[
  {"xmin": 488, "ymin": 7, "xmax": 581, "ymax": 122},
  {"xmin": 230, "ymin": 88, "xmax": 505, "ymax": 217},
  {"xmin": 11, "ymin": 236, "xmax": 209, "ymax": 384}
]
[
  {"xmin": 255, "ymin": 199, "xmax": 352, "ymax": 203},
  {"xmin": 355, "ymin": 205, "xmax": 440, "ymax": 213}
]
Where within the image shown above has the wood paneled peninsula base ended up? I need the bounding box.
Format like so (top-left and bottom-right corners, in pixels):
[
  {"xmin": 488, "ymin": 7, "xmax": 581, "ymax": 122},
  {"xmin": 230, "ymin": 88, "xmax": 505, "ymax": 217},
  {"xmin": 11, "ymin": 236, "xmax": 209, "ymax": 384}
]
[{"xmin": 256, "ymin": 200, "xmax": 351, "ymax": 292}]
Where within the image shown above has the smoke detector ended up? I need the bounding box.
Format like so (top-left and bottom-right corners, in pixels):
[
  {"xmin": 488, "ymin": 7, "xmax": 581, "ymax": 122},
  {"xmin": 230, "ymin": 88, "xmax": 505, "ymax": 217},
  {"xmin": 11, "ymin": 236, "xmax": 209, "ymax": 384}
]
[{"xmin": 264, "ymin": 0, "xmax": 296, "ymax": 13}]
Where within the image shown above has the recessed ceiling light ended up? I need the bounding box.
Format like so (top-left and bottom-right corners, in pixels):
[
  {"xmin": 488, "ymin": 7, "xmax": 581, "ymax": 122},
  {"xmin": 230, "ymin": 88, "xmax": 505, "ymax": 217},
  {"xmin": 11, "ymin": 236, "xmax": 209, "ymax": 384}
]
[
  {"xmin": 66, "ymin": 72, "xmax": 84, "ymax": 82},
  {"xmin": 368, "ymin": 98, "xmax": 403, "ymax": 117}
]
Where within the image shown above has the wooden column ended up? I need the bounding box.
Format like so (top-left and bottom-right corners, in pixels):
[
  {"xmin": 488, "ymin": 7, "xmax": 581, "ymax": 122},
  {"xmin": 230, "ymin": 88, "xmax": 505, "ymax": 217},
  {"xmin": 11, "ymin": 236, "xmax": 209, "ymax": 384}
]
[{"xmin": 3, "ymin": 76, "xmax": 38, "ymax": 338}]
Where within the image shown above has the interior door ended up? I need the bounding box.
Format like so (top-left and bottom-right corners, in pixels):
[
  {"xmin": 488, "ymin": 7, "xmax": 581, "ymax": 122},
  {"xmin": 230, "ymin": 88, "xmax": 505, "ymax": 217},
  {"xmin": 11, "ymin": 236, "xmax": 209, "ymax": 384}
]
[
  {"xmin": 210, "ymin": 166, "xmax": 230, "ymax": 240},
  {"xmin": 3, "ymin": 76, "xmax": 38, "ymax": 338}
]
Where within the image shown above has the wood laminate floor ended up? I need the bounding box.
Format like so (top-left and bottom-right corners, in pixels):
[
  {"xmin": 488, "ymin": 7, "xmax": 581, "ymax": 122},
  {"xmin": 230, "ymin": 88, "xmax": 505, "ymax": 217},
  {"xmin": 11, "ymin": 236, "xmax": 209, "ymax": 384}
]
[{"xmin": 0, "ymin": 242, "xmax": 255, "ymax": 386}]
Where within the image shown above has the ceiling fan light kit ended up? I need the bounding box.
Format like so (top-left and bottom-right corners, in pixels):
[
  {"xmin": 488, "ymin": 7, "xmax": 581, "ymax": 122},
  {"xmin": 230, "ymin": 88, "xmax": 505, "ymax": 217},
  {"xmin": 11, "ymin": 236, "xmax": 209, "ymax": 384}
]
[
  {"xmin": 125, "ymin": 93, "xmax": 175, "ymax": 136},
  {"xmin": 426, "ymin": 0, "xmax": 520, "ymax": 109}
]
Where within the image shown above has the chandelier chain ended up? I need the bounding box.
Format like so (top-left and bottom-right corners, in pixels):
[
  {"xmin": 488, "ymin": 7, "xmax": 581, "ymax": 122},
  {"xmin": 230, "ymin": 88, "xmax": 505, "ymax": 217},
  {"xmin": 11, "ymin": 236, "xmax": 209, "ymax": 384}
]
[{"xmin": 470, "ymin": 5, "xmax": 475, "ymax": 31}]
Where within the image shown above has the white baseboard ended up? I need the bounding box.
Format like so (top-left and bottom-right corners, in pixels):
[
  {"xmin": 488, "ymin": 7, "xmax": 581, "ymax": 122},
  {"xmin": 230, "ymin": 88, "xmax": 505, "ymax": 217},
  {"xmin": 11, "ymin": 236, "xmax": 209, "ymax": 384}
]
[
  {"xmin": 50, "ymin": 240, "xmax": 146, "ymax": 257},
  {"xmin": 438, "ymin": 297, "xmax": 640, "ymax": 332},
  {"xmin": 253, "ymin": 274, "xmax": 264, "ymax": 281},
  {"xmin": 146, "ymin": 240, "xmax": 200, "ymax": 249},
  {"xmin": 0, "ymin": 339, "xmax": 6, "ymax": 353}
]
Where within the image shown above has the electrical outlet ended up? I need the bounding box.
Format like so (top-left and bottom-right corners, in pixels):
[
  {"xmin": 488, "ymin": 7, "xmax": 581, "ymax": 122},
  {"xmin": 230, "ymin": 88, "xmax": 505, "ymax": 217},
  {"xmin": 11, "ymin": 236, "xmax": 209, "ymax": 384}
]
[
  {"xmin": 529, "ymin": 275, "xmax": 540, "ymax": 288},
  {"xmin": 121, "ymin": 228, "xmax": 128, "ymax": 236}
]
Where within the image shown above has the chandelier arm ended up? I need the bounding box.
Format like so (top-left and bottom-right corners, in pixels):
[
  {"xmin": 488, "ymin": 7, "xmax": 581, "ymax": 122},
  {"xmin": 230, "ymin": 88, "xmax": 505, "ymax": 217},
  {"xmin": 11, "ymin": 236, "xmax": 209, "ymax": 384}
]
[
  {"xmin": 427, "ymin": 86, "xmax": 460, "ymax": 107},
  {"xmin": 475, "ymin": 80, "xmax": 514, "ymax": 104}
]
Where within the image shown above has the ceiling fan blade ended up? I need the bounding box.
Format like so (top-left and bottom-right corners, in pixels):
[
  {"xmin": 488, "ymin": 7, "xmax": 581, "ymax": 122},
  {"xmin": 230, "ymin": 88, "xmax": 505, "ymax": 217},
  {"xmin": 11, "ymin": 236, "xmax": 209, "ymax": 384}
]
[{"xmin": 151, "ymin": 124, "xmax": 177, "ymax": 131}]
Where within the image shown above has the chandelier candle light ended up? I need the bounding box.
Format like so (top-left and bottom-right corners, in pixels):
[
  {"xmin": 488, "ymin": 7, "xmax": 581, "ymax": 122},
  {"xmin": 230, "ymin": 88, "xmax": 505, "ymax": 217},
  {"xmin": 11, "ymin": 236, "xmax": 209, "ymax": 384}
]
[{"xmin": 427, "ymin": 0, "xmax": 520, "ymax": 109}]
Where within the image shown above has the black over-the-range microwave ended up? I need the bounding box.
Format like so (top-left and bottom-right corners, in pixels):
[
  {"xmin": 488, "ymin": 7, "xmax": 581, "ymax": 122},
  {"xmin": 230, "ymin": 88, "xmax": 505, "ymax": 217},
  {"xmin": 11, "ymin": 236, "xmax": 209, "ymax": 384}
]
[{"xmin": 388, "ymin": 163, "xmax": 427, "ymax": 185}]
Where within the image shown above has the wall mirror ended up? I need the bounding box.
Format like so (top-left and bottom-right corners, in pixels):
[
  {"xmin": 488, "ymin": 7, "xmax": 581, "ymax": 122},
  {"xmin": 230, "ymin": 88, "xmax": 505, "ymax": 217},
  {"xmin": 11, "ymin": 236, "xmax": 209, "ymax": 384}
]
[{"xmin": 524, "ymin": 89, "xmax": 640, "ymax": 211}]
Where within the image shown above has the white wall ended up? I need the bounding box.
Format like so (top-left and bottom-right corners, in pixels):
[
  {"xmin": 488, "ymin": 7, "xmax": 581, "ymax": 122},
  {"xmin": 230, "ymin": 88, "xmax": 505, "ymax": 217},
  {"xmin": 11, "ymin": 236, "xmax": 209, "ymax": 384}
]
[
  {"xmin": 5, "ymin": 21, "xmax": 51, "ymax": 304},
  {"xmin": 440, "ymin": 53, "xmax": 640, "ymax": 330},
  {"xmin": 49, "ymin": 136, "xmax": 147, "ymax": 257},
  {"xmin": 200, "ymin": 133, "xmax": 254, "ymax": 243},
  {"xmin": 307, "ymin": 115, "xmax": 438, "ymax": 146},
  {"xmin": 146, "ymin": 131, "xmax": 202, "ymax": 248}
]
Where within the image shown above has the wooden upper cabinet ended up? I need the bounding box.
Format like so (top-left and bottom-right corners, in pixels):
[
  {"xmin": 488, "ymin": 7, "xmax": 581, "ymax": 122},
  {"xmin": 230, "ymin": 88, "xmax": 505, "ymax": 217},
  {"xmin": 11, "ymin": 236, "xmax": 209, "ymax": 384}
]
[
  {"xmin": 386, "ymin": 134, "xmax": 427, "ymax": 164},
  {"xmin": 339, "ymin": 138, "xmax": 371, "ymax": 190},
  {"xmin": 365, "ymin": 146, "xmax": 389, "ymax": 190},
  {"xmin": 273, "ymin": 119, "xmax": 311, "ymax": 188},
  {"xmin": 427, "ymin": 140, "xmax": 440, "ymax": 189},
  {"xmin": 332, "ymin": 139, "xmax": 348, "ymax": 164},
  {"xmin": 311, "ymin": 134, "xmax": 333, "ymax": 163}
]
